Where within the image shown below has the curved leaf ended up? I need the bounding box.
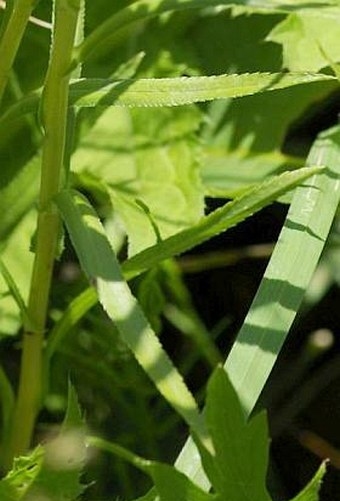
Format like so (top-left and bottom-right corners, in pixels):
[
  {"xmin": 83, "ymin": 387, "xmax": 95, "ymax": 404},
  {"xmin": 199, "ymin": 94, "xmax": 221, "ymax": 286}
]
[{"xmin": 0, "ymin": 73, "xmax": 336, "ymax": 127}]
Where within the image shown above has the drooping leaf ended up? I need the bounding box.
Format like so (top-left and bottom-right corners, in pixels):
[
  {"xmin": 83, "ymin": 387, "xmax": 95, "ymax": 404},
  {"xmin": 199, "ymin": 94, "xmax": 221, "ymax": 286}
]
[{"xmin": 56, "ymin": 189, "xmax": 208, "ymax": 445}]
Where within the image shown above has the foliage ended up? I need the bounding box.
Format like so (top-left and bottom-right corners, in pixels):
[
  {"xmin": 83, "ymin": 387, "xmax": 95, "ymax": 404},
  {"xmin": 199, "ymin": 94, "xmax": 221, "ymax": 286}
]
[{"xmin": 0, "ymin": 0, "xmax": 339, "ymax": 500}]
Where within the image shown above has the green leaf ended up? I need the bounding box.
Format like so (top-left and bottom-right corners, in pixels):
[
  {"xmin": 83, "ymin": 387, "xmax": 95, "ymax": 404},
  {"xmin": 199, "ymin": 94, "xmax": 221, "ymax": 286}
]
[
  {"xmin": 0, "ymin": 155, "xmax": 40, "ymax": 242},
  {"xmin": 289, "ymin": 462, "xmax": 327, "ymax": 501},
  {"xmin": 175, "ymin": 126, "xmax": 340, "ymax": 489},
  {"xmin": 144, "ymin": 462, "xmax": 215, "ymax": 501},
  {"xmin": 1, "ymin": 72, "xmax": 337, "ymax": 127},
  {"xmin": 72, "ymin": 0, "xmax": 340, "ymax": 65},
  {"xmin": 225, "ymin": 126, "xmax": 340, "ymax": 414},
  {"xmin": 25, "ymin": 384, "xmax": 86, "ymax": 501},
  {"xmin": 70, "ymin": 72, "xmax": 337, "ymax": 107},
  {"xmin": 56, "ymin": 189, "xmax": 208, "ymax": 445},
  {"xmin": 0, "ymin": 447, "xmax": 43, "ymax": 500},
  {"xmin": 0, "ymin": 210, "xmax": 35, "ymax": 336},
  {"xmin": 72, "ymin": 106, "xmax": 204, "ymax": 255},
  {"xmin": 199, "ymin": 80, "xmax": 337, "ymax": 199},
  {"xmin": 199, "ymin": 367, "xmax": 271, "ymax": 501},
  {"xmin": 122, "ymin": 166, "xmax": 322, "ymax": 279},
  {"xmin": 267, "ymin": 7, "xmax": 340, "ymax": 72},
  {"xmin": 88, "ymin": 436, "xmax": 214, "ymax": 501}
]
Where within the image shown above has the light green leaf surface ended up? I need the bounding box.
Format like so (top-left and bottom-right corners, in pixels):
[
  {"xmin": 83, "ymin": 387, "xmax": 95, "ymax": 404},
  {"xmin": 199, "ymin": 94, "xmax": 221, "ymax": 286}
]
[
  {"xmin": 69, "ymin": 73, "xmax": 337, "ymax": 107},
  {"xmin": 0, "ymin": 155, "xmax": 39, "ymax": 242},
  {"xmin": 225, "ymin": 126, "xmax": 340, "ymax": 414},
  {"xmin": 175, "ymin": 126, "xmax": 340, "ymax": 489},
  {"xmin": 268, "ymin": 8, "xmax": 340, "ymax": 71},
  {"xmin": 56, "ymin": 189, "xmax": 208, "ymax": 444},
  {"xmin": 0, "ymin": 73, "xmax": 337, "ymax": 127},
  {"xmin": 0, "ymin": 210, "xmax": 35, "ymax": 335},
  {"xmin": 122, "ymin": 166, "xmax": 322, "ymax": 279},
  {"xmin": 0, "ymin": 447, "xmax": 43, "ymax": 500},
  {"xmin": 72, "ymin": 106, "xmax": 204, "ymax": 255}
]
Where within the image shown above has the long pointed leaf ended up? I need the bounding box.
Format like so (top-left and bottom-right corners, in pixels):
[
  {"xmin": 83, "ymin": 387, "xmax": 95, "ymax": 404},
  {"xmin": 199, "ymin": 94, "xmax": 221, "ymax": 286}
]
[
  {"xmin": 56, "ymin": 190, "xmax": 209, "ymax": 446},
  {"xmin": 174, "ymin": 126, "xmax": 340, "ymax": 488},
  {"xmin": 122, "ymin": 166, "xmax": 322, "ymax": 279},
  {"xmin": 0, "ymin": 73, "xmax": 337, "ymax": 126}
]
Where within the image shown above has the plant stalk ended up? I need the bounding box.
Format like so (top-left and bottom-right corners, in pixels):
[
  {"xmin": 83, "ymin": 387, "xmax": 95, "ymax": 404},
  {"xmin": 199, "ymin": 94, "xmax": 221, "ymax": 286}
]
[{"xmin": 4, "ymin": 0, "xmax": 81, "ymax": 469}]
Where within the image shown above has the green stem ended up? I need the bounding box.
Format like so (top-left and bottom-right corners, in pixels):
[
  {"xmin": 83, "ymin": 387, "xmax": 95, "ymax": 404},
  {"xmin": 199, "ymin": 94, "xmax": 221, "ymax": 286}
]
[
  {"xmin": 0, "ymin": 0, "xmax": 35, "ymax": 105},
  {"xmin": 4, "ymin": 0, "xmax": 81, "ymax": 469}
]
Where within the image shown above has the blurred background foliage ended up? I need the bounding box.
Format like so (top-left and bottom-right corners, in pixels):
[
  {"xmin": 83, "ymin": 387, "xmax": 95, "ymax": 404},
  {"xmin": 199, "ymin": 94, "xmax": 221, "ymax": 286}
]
[{"xmin": 1, "ymin": 1, "xmax": 340, "ymax": 500}]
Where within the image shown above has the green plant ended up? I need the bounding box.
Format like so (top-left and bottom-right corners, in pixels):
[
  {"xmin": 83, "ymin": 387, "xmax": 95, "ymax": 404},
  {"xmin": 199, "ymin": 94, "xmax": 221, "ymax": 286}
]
[{"xmin": 0, "ymin": 0, "xmax": 340, "ymax": 500}]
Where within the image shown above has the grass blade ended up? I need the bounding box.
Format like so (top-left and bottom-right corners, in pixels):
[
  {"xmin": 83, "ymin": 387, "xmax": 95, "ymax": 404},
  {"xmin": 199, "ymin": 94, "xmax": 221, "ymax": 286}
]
[{"xmin": 174, "ymin": 126, "xmax": 340, "ymax": 488}]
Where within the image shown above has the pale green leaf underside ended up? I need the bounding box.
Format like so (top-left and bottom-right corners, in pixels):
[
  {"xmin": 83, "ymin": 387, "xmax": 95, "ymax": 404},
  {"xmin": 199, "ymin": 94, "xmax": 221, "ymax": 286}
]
[
  {"xmin": 0, "ymin": 73, "xmax": 337, "ymax": 127},
  {"xmin": 56, "ymin": 190, "xmax": 208, "ymax": 445}
]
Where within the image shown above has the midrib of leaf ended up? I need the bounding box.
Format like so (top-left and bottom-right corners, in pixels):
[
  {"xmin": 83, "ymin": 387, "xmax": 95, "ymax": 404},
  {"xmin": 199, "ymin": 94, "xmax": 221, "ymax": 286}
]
[{"xmin": 0, "ymin": 72, "xmax": 337, "ymax": 126}]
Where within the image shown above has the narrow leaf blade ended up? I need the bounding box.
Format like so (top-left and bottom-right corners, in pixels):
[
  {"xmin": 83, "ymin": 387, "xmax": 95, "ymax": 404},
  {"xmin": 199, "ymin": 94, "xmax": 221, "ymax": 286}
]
[
  {"xmin": 122, "ymin": 166, "xmax": 322, "ymax": 279},
  {"xmin": 56, "ymin": 190, "xmax": 207, "ymax": 443}
]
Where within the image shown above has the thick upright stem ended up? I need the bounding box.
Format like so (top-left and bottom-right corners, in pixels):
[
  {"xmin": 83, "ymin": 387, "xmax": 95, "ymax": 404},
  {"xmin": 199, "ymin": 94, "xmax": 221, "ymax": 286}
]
[
  {"xmin": 4, "ymin": 0, "xmax": 81, "ymax": 469},
  {"xmin": 0, "ymin": 0, "xmax": 35, "ymax": 105}
]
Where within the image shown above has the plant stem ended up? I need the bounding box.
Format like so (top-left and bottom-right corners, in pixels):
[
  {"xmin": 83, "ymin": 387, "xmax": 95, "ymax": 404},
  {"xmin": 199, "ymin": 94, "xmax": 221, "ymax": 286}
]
[
  {"xmin": 4, "ymin": 0, "xmax": 81, "ymax": 469},
  {"xmin": 0, "ymin": 0, "xmax": 35, "ymax": 105}
]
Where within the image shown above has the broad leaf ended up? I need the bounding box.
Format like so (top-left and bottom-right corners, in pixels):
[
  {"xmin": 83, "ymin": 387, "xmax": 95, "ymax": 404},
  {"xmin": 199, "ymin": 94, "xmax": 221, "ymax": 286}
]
[
  {"xmin": 198, "ymin": 367, "xmax": 271, "ymax": 501},
  {"xmin": 268, "ymin": 7, "xmax": 340, "ymax": 72},
  {"xmin": 72, "ymin": 106, "xmax": 204, "ymax": 255}
]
